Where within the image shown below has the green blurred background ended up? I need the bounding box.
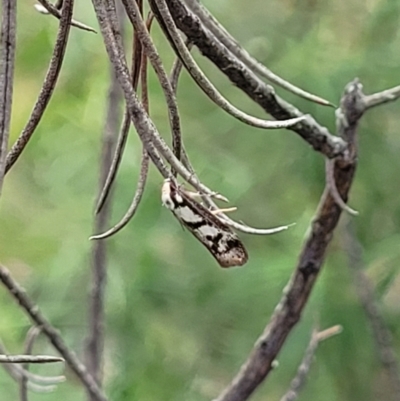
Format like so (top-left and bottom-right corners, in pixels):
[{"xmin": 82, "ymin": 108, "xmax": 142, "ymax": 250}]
[{"xmin": 1, "ymin": 0, "xmax": 400, "ymax": 400}]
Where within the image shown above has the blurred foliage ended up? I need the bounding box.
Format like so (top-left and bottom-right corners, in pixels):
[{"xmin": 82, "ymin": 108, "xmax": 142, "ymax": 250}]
[{"xmin": 1, "ymin": 0, "xmax": 400, "ymax": 400}]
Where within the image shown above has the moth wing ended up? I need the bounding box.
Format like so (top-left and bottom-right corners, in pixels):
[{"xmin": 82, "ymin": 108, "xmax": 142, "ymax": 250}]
[{"xmin": 176, "ymin": 193, "xmax": 248, "ymax": 267}]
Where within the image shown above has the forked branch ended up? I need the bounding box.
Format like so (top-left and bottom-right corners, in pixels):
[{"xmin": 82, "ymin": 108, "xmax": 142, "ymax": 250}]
[{"xmin": 213, "ymin": 80, "xmax": 362, "ymax": 401}]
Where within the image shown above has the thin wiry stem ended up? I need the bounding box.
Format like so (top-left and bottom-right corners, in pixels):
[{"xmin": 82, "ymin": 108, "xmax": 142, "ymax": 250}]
[
  {"xmin": 0, "ymin": 355, "xmax": 64, "ymax": 364},
  {"xmin": 35, "ymin": 0, "xmax": 96, "ymax": 33},
  {"xmin": 199, "ymin": 194, "xmax": 295, "ymax": 236},
  {"xmin": 213, "ymin": 80, "xmax": 360, "ymax": 401},
  {"xmin": 344, "ymin": 222, "xmax": 400, "ymax": 399},
  {"xmin": 221, "ymin": 216, "xmax": 294, "ymax": 235},
  {"xmin": 20, "ymin": 327, "xmax": 41, "ymax": 401},
  {"xmin": 95, "ymin": 0, "xmax": 144, "ymax": 215},
  {"xmin": 121, "ymin": 0, "xmax": 183, "ymax": 166},
  {"xmin": 279, "ymin": 326, "xmax": 342, "ymax": 401},
  {"xmin": 5, "ymin": 0, "xmax": 73, "ymax": 173},
  {"xmin": 325, "ymin": 158, "xmax": 359, "ymax": 215},
  {"xmin": 168, "ymin": 40, "xmax": 198, "ymax": 175},
  {"xmin": 95, "ymin": 111, "xmax": 130, "ymax": 214},
  {"xmin": 91, "ymin": 46, "xmax": 150, "ymax": 241},
  {"xmin": 363, "ymin": 84, "xmax": 400, "ymax": 109},
  {"xmin": 0, "ymin": 341, "xmax": 64, "ymax": 393},
  {"xmin": 184, "ymin": 0, "xmax": 334, "ymax": 107},
  {"xmin": 85, "ymin": 2, "xmax": 124, "ymax": 394},
  {"xmin": 90, "ymin": 148, "xmax": 149, "ymax": 240},
  {"xmin": 0, "ymin": 265, "xmax": 109, "ymax": 401},
  {"xmin": 169, "ymin": 40, "xmax": 191, "ymax": 93},
  {"xmin": 166, "ymin": 0, "xmax": 346, "ymax": 158},
  {"xmin": 0, "ymin": 0, "xmax": 16, "ymax": 195},
  {"xmin": 91, "ymin": 0, "xmax": 230, "ymax": 201},
  {"xmin": 149, "ymin": 0, "xmax": 306, "ymax": 130}
]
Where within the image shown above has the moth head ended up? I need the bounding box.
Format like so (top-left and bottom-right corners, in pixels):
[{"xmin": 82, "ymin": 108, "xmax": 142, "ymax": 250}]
[{"xmin": 161, "ymin": 179, "xmax": 175, "ymax": 210}]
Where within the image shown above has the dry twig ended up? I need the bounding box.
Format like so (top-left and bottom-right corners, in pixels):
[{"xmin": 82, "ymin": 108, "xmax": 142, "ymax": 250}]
[
  {"xmin": 344, "ymin": 221, "xmax": 400, "ymax": 399},
  {"xmin": 84, "ymin": 3, "xmax": 125, "ymax": 394},
  {"xmin": 279, "ymin": 325, "xmax": 342, "ymax": 401},
  {"xmin": 0, "ymin": 341, "xmax": 64, "ymax": 394},
  {"xmin": 0, "ymin": 265, "xmax": 109, "ymax": 401},
  {"xmin": 166, "ymin": 0, "xmax": 347, "ymax": 158},
  {"xmin": 34, "ymin": 0, "xmax": 96, "ymax": 32},
  {"xmin": 0, "ymin": 0, "xmax": 16, "ymax": 194},
  {"xmin": 184, "ymin": 0, "xmax": 334, "ymax": 107},
  {"xmin": 5, "ymin": 0, "xmax": 73, "ymax": 173},
  {"xmin": 149, "ymin": 0, "xmax": 306, "ymax": 130},
  {"xmin": 212, "ymin": 79, "xmax": 362, "ymax": 401}
]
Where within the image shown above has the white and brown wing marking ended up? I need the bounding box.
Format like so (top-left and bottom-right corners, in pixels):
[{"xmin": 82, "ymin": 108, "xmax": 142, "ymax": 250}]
[{"xmin": 161, "ymin": 179, "xmax": 248, "ymax": 267}]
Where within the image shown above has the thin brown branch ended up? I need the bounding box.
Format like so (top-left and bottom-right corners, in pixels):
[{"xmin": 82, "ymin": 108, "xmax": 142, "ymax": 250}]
[
  {"xmin": 0, "ymin": 355, "xmax": 64, "ymax": 364},
  {"xmin": 279, "ymin": 325, "xmax": 342, "ymax": 401},
  {"xmin": 149, "ymin": 0, "xmax": 306, "ymax": 130},
  {"xmin": 90, "ymin": 140, "xmax": 149, "ymax": 240},
  {"xmin": 121, "ymin": 0, "xmax": 184, "ymax": 166},
  {"xmin": 90, "ymin": 0, "xmax": 233, "ymax": 200},
  {"xmin": 20, "ymin": 327, "xmax": 41, "ymax": 401},
  {"xmin": 213, "ymin": 80, "xmax": 362, "ymax": 401},
  {"xmin": 325, "ymin": 158, "xmax": 359, "ymax": 216},
  {"xmin": 344, "ymin": 221, "xmax": 400, "ymax": 399},
  {"xmin": 5, "ymin": 0, "xmax": 73, "ymax": 173},
  {"xmin": 35, "ymin": 0, "xmax": 97, "ymax": 33},
  {"xmin": 364, "ymin": 85, "xmax": 400, "ymax": 109},
  {"xmin": 0, "ymin": 0, "xmax": 16, "ymax": 195},
  {"xmin": 0, "ymin": 265, "xmax": 109, "ymax": 401},
  {"xmin": 184, "ymin": 0, "xmax": 334, "ymax": 107},
  {"xmin": 169, "ymin": 40, "xmax": 191, "ymax": 93},
  {"xmin": 95, "ymin": 0, "xmax": 144, "ymax": 215},
  {"xmin": 85, "ymin": 5, "xmax": 124, "ymax": 394},
  {"xmin": 0, "ymin": 341, "xmax": 63, "ymax": 393},
  {"xmin": 166, "ymin": 0, "xmax": 346, "ymax": 158},
  {"xmin": 91, "ymin": 43, "xmax": 150, "ymax": 241}
]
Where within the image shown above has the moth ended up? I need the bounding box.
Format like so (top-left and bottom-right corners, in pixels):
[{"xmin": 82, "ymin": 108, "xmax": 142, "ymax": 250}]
[{"xmin": 161, "ymin": 179, "xmax": 248, "ymax": 267}]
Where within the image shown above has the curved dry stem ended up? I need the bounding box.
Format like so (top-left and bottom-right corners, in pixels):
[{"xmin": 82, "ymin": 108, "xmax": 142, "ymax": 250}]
[
  {"xmin": 185, "ymin": 0, "xmax": 334, "ymax": 107},
  {"xmin": 213, "ymin": 80, "xmax": 361, "ymax": 401},
  {"xmin": 344, "ymin": 222, "xmax": 400, "ymax": 398},
  {"xmin": 20, "ymin": 370, "xmax": 65, "ymax": 385},
  {"xmin": 92, "ymin": 48, "xmax": 151, "ymax": 241},
  {"xmin": 149, "ymin": 0, "xmax": 306, "ymax": 130},
  {"xmin": 166, "ymin": 0, "xmax": 346, "ymax": 158},
  {"xmin": 223, "ymin": 218, "xmax": 295, "ymax": 235},
  {"xmin": 85, "ymin": 2, "xmax": 125, "ymax": 393},
  {"xmin": 20, "ymin": 326, "xmax": 41, "ymax": 401},
  {"xmin": 0, "ymin": 265, "xmax": 109, "ymax": 401},
  {"xmin": 91, "ymin": 0, "xmax": 232, "ymax": 200},
  {"xmin": 35, "ymin": 0, "xmax": 96, "ymax": 33},
  {"xmin": 0, "ymin": 340, "xmax": 64, "ymax": 393},
  {"xmin": 0, "ymin": 0, "xmax": 17, "ymax": 195},
  {"xmin": 168, "ymin": 41, "xmax": 200, "ymax": 176},
  {"xmin": 0, "ymin": 355, "xmax": 64, "ymax": 364},
  {"xmin": 169, "ymin": 39, "xmax": 192, "ymax": 93},
  {"xmin": 90, "ymin": 148, "xmax": 149, "ymax": 240},
  {"xmin": 363, "ymin": 84, "xmax": 400, "ymax": 109},
  {"xmin": 325, "ymin": 158, "xmax": 358, "ymax": 215},
  {"xmin": 279, "ymin": 325, "xmax": 342, "ymax": 401},
  {"xmin": 5, "ymin": 0, "xmax": 73, "ymax": 173},
  {"xmin": 121, "ymin": 0, "xmax": 183, "ymax": 166},
  {"xmin": 96, "ymin": 13, "xmax": 143, "ymax": 215},
  {"xmin": 96, "ymin": 110, "xmax": 130, "ymax": 214},
  {"xmin": 201, "ymin": 195, "xmax": 295, "ymax": 235}
]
